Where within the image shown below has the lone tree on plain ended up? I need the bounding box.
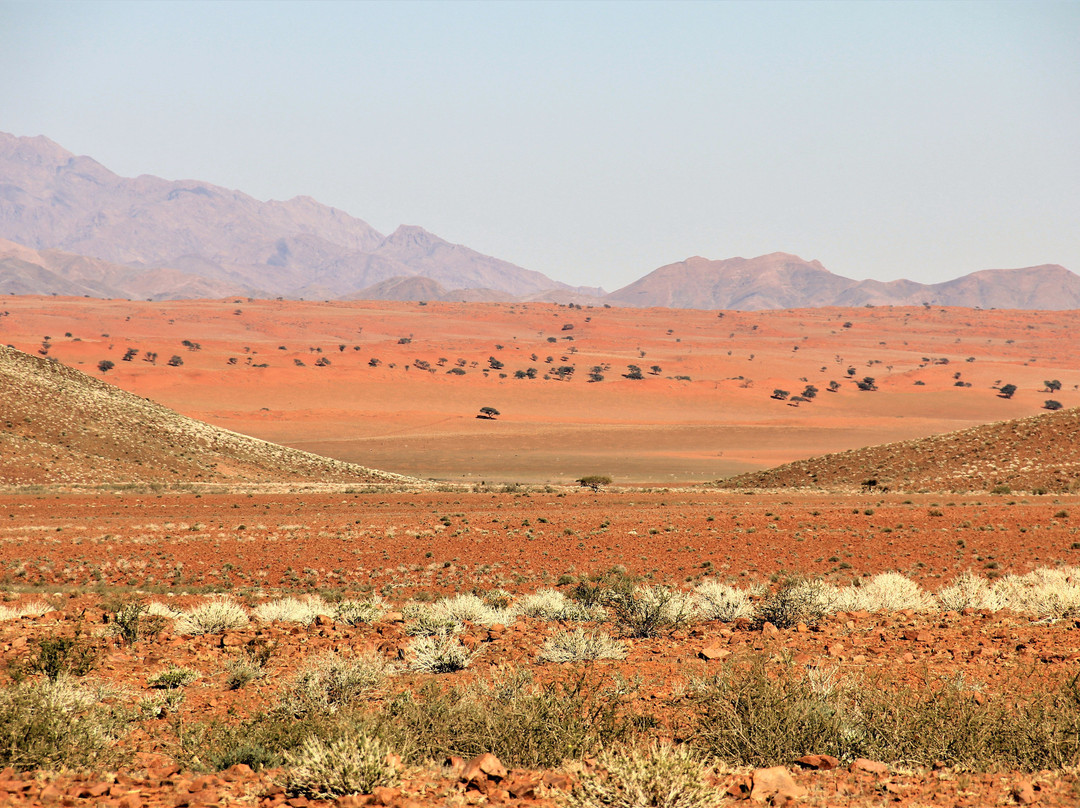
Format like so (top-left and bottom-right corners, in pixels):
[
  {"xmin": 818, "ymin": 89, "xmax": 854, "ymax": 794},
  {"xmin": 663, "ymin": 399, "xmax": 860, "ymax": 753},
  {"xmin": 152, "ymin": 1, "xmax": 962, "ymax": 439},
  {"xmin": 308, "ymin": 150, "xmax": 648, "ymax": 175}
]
[
  {"xmin": 771, "ymin": 389, "xmax": 789, "ymax": 400},
  {"xmin": 97, "ymin": 359, "xmax": 115, "ymax": 373},
  {"xmin": 1044, "ymin": 400, "xmax": 1064, "ymax": 411},
  {"xmin": 1044, "ymin": 380, "xmax": 1062, "ymax": 393},
  {"xmin": 577, "ymin": 475, "xmax": 612, "ymax": 492},
  {"xmin": 477, "ymin": 406, "xmax": 500, "ymax": 420},
  {"xmin": 998, "ymin": 383, "xmax": 1018, "ymax": 399}
]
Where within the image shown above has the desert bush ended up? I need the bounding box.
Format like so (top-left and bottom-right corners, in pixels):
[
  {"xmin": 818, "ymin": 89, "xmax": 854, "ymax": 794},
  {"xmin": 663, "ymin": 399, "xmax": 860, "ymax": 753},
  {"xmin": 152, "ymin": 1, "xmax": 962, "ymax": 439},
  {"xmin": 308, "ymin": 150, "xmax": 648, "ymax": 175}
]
[
  {"xmin": 110, "ymin": 600, "xmax": 167, "ymax": 644},
  {"xmin": 374, "ymin": 668, "xmax": 642, "ymax": 768},
  {"xmin": 176, "ymin": 596, "xmax": 249, "ymax": 635},
  {"xmin": 609, "ymin": 586, "xmax": 697, "ymax": 638},
  {"xmin": 255, "ymin": 596, "xmax": 330, "ymax": 625},
  {"xmin": 334, "ymin": 597, "xmax": 386, "ymax": 626},
  {"xmin": 693, "ymin": 581, "xmax": 753, "ymax": 622},
  {"xmin": 0, "ymin": 677, "xmax": 131, "ymax": 770},
  {"xmin": 563, "ymin": 742, "xmax": 719, "ymax": 808},
  {"xmin": 517, "ymin": 589, "xmax": 601, "ymax": 622},
  {"xmin": 688, "ymin": 656, "xmax": 1080, "ymax": 770},
  {"xmin": 282, "ymin": 651, "xmax": 394, "ymax": 716},
  {"xmin": 14, "ymin": 630, "xmax": 98, "ymax": 681},
  {"xmin": 756, "ymin": 579, "xmax": 834, "ymax": 628},
  {"xmin": 226, "ymin": 658, "xmax": 267, "ymax": 691},
  {"xmin": 539, "ymin": 629, "xmax": 627, "ymax": 663},
  {"xmin": 938, "ymin": 571, "xmax": 1000, "ymax": 612},
  {"xmin": 407, "ymin": 634, "xmax": 481, "ymax": 674},
  {"xmin": 0, "ymin": 600, "xmax": 50, "ymax": 621},
  {"xmin": 434, "ymin": 593, "xmax": 507, "ymax": 626},
  {"xmin": 836, "ymin": 572, "xmax": 932, "ymax": 613},
  {"xmin": 402, "ymin": 603, "xmax": 460, "ymax": 636},
  {"xmin": 148, "ymin": 665, "xmax": 199, "ymax": 689},
  {"xmin": 282, "ymin": 731, "xmax": 400, "ymax": 798},
  {"xmin": 989, "ymin": 567, "xmax": 1080, "ymax": 620}
]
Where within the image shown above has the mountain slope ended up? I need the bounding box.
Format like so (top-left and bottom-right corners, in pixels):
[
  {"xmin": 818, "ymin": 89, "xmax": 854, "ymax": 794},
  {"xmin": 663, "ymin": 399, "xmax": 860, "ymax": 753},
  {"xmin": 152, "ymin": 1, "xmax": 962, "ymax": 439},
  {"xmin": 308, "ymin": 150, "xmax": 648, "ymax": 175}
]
[
  {"xmin": 0, "ymin": 345, "xmax": 422, "ymax": 487},
  {"xmin": 0, "ymin": 132, "xmax": 592, "ymax": 300},
  {"xmin": 718, "ymin": 407, "xmax": 1080, "ymax": 493}
]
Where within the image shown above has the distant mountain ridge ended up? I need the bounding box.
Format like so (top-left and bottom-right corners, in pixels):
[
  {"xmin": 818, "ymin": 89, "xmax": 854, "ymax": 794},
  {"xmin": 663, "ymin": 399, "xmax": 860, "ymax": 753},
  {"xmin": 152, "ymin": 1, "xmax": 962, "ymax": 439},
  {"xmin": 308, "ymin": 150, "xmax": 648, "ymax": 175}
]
[
  {"xmin": 1, "ymin": 131, "xmax": 1076, "ymax": 309},
  {"xmin": 604, "ymin": 253, "xmax": 1080, "ymax": 311},
  {"xmin": 0, "ymin": 132, "xmax": 600, "ymax": 301}
]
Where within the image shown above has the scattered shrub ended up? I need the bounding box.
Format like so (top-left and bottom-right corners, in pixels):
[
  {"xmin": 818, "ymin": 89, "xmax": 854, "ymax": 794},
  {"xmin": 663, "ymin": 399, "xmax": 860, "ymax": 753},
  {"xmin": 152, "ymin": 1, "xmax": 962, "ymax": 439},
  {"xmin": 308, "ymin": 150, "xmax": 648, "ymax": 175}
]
[
  {"xmin": 407, "ymin": 634, "xmax": 480, "ymax": 673},
  {"xmin": 282, "ymin": 731, "xmax": 400, "ymax": 798},
  {"xmin": 564, "ymin": 742, "xmax": 719, "ymax": 808},
  {"xmin": 693, "ymin": 581, "xmax": 753, "ymax": 622},
  {"xmin": 283, "ymin": 652, "xmax": 394, "ymax": 715},
  {"xmin": 176, "ymin": 596, "xmax": 249, "ymax": 635},
  {"xmin": 539, "ymin": 629, "xmax": 627, "ymax": 663},
  {"xmin": 148, "ymin": 666, "xmax": 199, "ymax": 689}
]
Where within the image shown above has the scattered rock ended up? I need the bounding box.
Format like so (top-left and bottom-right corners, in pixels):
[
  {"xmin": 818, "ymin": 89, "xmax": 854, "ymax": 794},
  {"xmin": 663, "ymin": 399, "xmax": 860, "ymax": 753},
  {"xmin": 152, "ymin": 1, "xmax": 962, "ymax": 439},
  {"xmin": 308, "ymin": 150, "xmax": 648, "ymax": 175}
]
[
  {"xmin": 795, "ymin": 754, "xmax": 840, "ymax": 770},
  {"xmin": 750, "ymin": 767, "xmax": 806, "ymax": 802},
  {"xmin": 850, "ymin": 758, "xmax": 889, "ymax": 775}
]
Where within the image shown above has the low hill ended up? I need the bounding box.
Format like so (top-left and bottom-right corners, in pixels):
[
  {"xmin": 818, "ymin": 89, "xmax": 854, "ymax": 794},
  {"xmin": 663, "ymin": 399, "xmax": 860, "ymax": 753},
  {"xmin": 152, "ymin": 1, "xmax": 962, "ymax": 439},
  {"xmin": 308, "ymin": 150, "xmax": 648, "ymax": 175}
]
[
  {"xmin": 718, "ymin": 407, "xmax": 1080, "ymax": 493},
  {"xmin": 605, "ymin": 253, "xmax": 1080, "ymax": 311},
  {"xmin": 0, "ymin": 345, "xmax": 421, "ymax": 487}
]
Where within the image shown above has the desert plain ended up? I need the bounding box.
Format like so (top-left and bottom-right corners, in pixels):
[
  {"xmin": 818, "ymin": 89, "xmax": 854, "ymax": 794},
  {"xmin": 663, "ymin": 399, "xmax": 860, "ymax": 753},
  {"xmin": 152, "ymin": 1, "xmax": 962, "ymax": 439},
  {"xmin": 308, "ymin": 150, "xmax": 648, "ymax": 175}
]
[{"xmin": 2, "ymin": 297, "xmax": 1080, "ymax": 807}]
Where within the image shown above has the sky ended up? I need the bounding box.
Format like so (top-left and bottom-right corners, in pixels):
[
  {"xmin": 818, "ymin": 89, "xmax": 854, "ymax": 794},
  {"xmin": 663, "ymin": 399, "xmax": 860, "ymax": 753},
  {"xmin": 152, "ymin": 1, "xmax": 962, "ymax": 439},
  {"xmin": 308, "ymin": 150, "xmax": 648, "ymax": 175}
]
[{"xmin": 1, "ymin": 0, "xmax": 1078, "ymax": 291}]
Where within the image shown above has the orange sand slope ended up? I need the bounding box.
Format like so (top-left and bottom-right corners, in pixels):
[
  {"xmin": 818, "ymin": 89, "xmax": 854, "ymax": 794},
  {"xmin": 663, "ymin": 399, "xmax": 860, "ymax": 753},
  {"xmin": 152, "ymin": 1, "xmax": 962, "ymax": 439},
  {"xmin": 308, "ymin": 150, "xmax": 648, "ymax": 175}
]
[{"xmin": 1, "ymin": 297, "xmax": 1077, "ymax": 484}]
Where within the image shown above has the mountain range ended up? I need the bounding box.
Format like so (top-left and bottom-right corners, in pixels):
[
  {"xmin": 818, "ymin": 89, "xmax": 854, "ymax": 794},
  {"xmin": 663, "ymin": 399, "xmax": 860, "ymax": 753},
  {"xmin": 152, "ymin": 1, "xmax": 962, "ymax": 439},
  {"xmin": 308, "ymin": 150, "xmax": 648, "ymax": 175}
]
[{"xmin": 2, "ymin": 131, "xmax": 1078, "ymax": 310}]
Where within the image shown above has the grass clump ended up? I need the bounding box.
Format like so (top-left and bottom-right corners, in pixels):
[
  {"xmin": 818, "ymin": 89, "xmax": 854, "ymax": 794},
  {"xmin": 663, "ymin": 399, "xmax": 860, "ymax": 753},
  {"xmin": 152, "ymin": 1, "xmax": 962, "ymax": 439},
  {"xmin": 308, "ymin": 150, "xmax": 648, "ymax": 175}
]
[
  {"xmin": 255, "ymin": 596, "xmax": 329, "ymax": 625},
  {"xmin": 282, "ymin": 731, "xmax": 400, "ymax": 798},
  {"xmin": 0, "ymin": 600, "xmax": 50, "ymax": 621},
  {"xmin": 176, "ymin": 595, "xmax": 249, "ymax": 635},
  {"xmin": 563, "ymin": 742, "xmax": 719, "ymax": 808},
  {"xmin": 407, "ymin": 634, "xmax": 481, "ymax": 673},
  {"xmin": 693, "ymin": 581, "xmax": 753, "ymax": 622},
  {"xmin": 148, "ymin": 665, "xmax": 199, "ymax": 689},
  {"xmin": 333, "ymin": 597, "xmax": 387, "ymax": 626},
  {"xmin": 539, "ymin": 629, "xmax": 627, "ymax": 663},
  {"xmin": 756, "ymin": 579, "xmax": 832, "ymax": 628}
]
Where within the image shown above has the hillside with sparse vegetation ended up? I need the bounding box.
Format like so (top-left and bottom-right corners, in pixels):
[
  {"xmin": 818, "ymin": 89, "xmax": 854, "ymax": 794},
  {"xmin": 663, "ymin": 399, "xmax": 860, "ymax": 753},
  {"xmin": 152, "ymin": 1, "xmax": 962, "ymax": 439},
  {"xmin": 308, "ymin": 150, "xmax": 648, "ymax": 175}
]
[
  {"xmin": 0, "ymin": 345, "xmax": 422, "ymax": 487},
  {"xmin": 719, "ymin": 406, "xmax": 1080, "ymax": 493}
]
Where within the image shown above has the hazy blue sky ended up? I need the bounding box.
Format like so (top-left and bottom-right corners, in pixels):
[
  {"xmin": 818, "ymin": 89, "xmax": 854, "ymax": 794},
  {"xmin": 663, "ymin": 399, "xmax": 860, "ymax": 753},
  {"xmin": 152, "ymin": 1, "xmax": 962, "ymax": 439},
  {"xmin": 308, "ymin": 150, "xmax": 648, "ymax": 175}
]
[{"xmin": 2, "ymin": 0, "xmax": 1077, "ymax": 290}]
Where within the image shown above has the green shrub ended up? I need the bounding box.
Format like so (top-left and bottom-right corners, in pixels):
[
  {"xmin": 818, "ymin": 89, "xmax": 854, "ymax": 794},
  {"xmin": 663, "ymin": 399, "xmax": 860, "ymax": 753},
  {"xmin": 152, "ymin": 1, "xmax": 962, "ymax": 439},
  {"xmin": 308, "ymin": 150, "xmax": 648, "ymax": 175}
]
[
  {"xmin": 110, "ymin": 600, "xmax": 167, "ymax": 645},
  {"xmin": 148, "ymin": 666, "xmax": 199, "ymax": 689},
  {"xmin": 14, "ymin": 630, "xmax": 98, "ymax": 681}
]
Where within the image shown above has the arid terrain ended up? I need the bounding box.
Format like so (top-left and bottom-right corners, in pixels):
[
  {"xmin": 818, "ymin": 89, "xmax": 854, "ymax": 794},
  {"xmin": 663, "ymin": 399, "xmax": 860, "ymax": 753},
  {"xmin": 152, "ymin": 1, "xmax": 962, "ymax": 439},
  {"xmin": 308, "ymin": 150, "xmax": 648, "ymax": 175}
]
[
  {"xmin": 2, "ymin": 298, "xmax": 1080, "ymax": 807},
  {"xmin": 1, "ymin": 296, "xmax": 1078, "ymax": 484}
]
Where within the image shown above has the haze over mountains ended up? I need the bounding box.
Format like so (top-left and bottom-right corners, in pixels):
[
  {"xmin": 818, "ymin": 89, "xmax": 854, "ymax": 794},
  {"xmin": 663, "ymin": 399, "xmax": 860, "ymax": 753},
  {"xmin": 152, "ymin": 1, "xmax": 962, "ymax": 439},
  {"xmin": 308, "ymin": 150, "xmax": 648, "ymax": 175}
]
[{"xmin": 2, "ymin": 131, "xmax": 1078, "ymax": 310}]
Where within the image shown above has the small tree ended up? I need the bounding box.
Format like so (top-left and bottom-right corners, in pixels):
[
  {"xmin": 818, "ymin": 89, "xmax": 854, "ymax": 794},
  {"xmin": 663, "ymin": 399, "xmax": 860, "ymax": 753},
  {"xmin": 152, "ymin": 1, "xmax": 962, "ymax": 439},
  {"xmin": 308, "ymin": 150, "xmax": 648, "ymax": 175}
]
[
  {"xmin": 856, "ymin": 377, "xmax": 877, "ymax": 391},
  {"xmin": 771, "ymin": 389, "xmax": 789, "ymax": 400},
  {"xmin": 477, "ymin": 406, "xmax": 500, "ymax": 420},
  {"xmin": 827, "ymin": 380, "xmax": 840, "ymax": 392},
  {"xmin": 802, "ymin": 385, "xmax": 818, "ymax": 399},
  {"xmin": 624, "ymin": 365, "xmax": 644, "ymax": 380},
  {"xmin": 1044, "ymin": 400, "xmax": 1064, "ymax": 411},
  {"xmin": 167, "ymin": 355, "xmax": 184, "ymax": 367},
  {"xmin": 588, "ymin": 367, "xmax": 605, "ymax": 383},
  {"xmin": 649, "ymin": 365, "xmax": 662, "ymax": 375},
  {"xmin": 97, "ymin": 359, "xmax": 115, "ymax": 373},
  {"xmin": 1044, "ymin": 380, "xmax": 1062, "ymax": 392},
  {"xmin": 577, "ymin": 475, "xmax": 612, "ymax": 492},
  {"xmin": 488, "ymin": 356, "xmax": 504, "ymax": 370},
  {"xmin": 999, "ymin": 383, "xmax": 1018, "ymax": 399}
]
